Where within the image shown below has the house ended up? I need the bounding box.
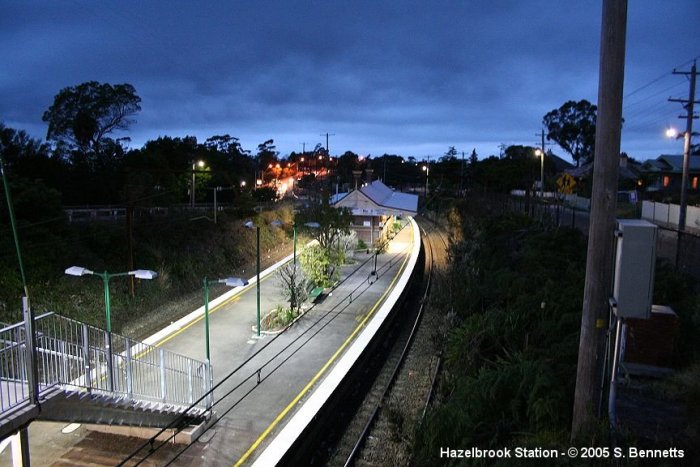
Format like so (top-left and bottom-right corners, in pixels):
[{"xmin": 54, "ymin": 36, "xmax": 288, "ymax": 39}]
[
  {"xmin": 564, "ymin": 154, "xmax": 643, "ymax": 190},
  {"xmin": 640, "ymin": 155, "xmax": 700, "ymax": 192},
  {"xmin": 330, "ymin": 169, "xmax": 418, "ymax": 244}
]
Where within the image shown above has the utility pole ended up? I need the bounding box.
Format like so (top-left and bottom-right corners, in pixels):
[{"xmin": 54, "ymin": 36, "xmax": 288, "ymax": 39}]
[
  {"xmin": 320, "ymin": 132, "xmax": 335, "ymax": 155},
  {"xmin": 572, "ymin": 0, "xmax": 627, "ymax": 440},
  {"xmin": 536, "ymin": 129, "xmax": 548, "ymax": 199},
  {"xmin": 669, "ymin": 61, "xmax": 698, "ymax": 232},
  {"xmin": 459, "ymin": 151, "xmax": 465, "ymax": 195},
  {"xmin": 536, "ymin": 129, "xmax": 547, "ymax": 155}
]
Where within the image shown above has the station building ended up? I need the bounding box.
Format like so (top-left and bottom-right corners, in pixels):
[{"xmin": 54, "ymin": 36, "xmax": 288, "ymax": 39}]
[{"xmin": 330, "ymin": 169, "xmax": 418, "ymax": 245}]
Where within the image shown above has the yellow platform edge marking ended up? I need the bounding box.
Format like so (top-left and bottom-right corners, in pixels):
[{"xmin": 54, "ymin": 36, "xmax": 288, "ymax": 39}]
[{"xmin": 234, "ymin": 236, "xmax": 413, "ymax": 467}]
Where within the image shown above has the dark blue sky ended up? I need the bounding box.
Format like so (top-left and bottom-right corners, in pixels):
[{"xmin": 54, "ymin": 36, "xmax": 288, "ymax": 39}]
[{"xmin": 1, "ymin": 1, "xmax": 698, "ymax": 162}]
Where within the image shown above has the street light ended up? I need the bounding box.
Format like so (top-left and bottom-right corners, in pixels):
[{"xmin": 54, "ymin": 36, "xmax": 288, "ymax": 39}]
[
  {"xmin": 535, "ymin": 148, "xmax": 544, "ymax": 199},
  {"xmin": 202, "ymin": 276, "xmax": 248, "ymax": 361},
  {"xmin": 191, "ymin": 159, "xmax": 205, "ymax": 207},
  {"xmin": 422, "ymin": 165, "xmax": 430, "ymax": 195},
  {"xmin": 65, "ymin": 266, "xmax": 158, "ymax": 391}
]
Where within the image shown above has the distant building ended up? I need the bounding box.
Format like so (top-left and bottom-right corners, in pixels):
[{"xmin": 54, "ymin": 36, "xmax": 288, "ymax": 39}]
[
  {"xmin": 564, "ymin": 154, "xmax": 642, "ymax": 190},
  {"xmin": 330, "ymin": 169, "xmax": 418, "ymax": 244},
  {"xmin": 640, "ymin": 155, "xmax": 700, "ymax": 192}
]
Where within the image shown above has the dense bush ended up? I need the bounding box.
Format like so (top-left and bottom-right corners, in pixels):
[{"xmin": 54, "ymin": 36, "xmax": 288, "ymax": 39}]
[
  {"xmin": 0, "ymin": 204, "xmax": 296, "ymax": 336},
  {"xmin": 414, "ymin": 204, "xmax": 587, "ymax": 464}
]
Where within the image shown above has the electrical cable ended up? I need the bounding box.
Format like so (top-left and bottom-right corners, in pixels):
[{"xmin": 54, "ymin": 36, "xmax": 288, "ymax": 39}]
[{"xmin": 120, "ymin": 235, "xmax": 412, "ymax": 465}]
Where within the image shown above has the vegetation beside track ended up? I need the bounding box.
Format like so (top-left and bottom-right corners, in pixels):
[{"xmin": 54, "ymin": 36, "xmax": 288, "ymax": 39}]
[
  {"xmin": 0, "ymin": 203, "xmax": 297, "ymax": 340},
  {"xmin": 413, "ymin": 195, "xmax": 700, "ymax": 465}
]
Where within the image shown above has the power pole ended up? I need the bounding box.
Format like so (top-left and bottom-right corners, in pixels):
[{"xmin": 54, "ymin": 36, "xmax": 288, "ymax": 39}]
[
  {"xmin": 320, "ymin": 132, "xmax": 335, "ymax": 155},
  {"xmin": 459, "ymin": 151, "xmax": 465, "ymax": 195},
  {"xmin": 572, "ymin": 0, "xmax": 627, "ymax": 440},
  {"xmin": 535, "ymin": 129, "xmax": 549, "ymax": 198},
  {"xmin": 536, "ymin": 129, "xmax": 547, "ymax": 154},
  {"xmin": 669, "ymin": 61, "xmax": 698, "ymax": 232}
]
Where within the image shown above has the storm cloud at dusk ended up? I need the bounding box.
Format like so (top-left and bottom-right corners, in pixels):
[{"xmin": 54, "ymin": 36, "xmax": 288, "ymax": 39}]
[{"xmin": 1, "ymin": 0, "xmax": 698, "ymax": 161}]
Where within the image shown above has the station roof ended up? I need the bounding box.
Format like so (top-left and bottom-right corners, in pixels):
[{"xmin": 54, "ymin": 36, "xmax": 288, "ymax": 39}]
[{"xmin": 331, "ymin": 180, "xmax": 418, "ymax": 216}]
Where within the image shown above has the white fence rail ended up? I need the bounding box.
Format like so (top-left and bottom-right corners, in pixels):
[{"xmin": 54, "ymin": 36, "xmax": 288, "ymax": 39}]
[
  {"xmin": 0, "ymin": 312, "xmax": 210, "ymax": 416},
  {"xmin": 641, "ymin": 201, "xmax": 700, "ymax": 229}
]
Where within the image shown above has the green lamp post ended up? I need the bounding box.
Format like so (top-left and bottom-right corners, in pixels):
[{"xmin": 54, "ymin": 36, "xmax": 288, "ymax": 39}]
[
  {"xmin": 65, "ymin": 266, "xmax": 158, "ymax": 391},
  {"xmin": 203, "ymin": 276, "xmax": 248, "ymax": 361}
]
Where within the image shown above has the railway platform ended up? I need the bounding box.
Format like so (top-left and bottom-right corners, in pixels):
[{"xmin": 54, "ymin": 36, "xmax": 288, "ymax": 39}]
[{"xmin": 1, "ymin": 218, "xmax": 420, "ymax": 466}]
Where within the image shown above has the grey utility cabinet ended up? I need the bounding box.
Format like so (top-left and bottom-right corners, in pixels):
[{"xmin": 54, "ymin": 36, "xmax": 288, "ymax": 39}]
[{"xmin": 613, "ymin": 219, "xmax": 657, "ymax": 319}]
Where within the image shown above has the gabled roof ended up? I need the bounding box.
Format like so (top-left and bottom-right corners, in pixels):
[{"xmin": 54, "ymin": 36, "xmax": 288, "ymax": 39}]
[
  {"xmin": 360, "ymin": 181, "xmax": 418, "ymax": 213},
  {"xmin": 660, "ymin": 155, "xmax": 700, "ymax": 172},
  {"xmin": 565, "ymin": 157, "xmax": 642, "ymax": 180},
  {"xmin": 330, "ymin": 180, "xmax": 418, "ymax": 216},
  {"xmin": 548, "ymin": 153, "xmax": 575, "ymax": 173}
]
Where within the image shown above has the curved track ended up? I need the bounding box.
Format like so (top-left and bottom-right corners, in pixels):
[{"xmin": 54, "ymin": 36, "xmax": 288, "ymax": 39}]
[
  {"xmin": 327, "ymin": 215, "xmax": 450, "ymax": 466},
  {"xmin": 113, "ymin": 215, "xmax": 447, "ymax": 466}
]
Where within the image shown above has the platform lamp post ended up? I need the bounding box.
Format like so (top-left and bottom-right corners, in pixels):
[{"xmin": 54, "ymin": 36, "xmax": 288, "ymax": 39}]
[
  {"xmin": 202, "ymin": 276, "xmax": 248, "ymax": 361},
  {"xmin": 64, "ymin": 266, "xmax": 158, "ymax": 391},
  {"xmin": 243, "ymin": 222, "xmax": 263, "ymax": 337},
  {"xmin": 245, "ymin": 219, "xmax": 320, "ymax": 336}
]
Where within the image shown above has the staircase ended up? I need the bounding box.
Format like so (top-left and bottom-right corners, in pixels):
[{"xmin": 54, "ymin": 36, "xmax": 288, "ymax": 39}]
[{"xmin": 0, "ymin": 312, "xmax": 212, "ymax": 440}]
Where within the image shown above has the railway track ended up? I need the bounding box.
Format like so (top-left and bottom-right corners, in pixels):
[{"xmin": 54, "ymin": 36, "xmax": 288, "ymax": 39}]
[{"xmin": 325, "ymin": 215, "xmax": 450, "ymax": 466}]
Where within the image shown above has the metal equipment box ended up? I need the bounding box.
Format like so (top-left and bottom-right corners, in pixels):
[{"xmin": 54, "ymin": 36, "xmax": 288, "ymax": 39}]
[{"xmin": 613, "ymin": 219, "xmax": 657, "ymax": 319}]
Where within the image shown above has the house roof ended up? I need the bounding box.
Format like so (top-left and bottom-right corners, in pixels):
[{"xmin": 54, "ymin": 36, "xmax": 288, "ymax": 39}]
[
  {"xmin": 548, "ymin": 153, "xmax": 574, "ymax": 172},
  {"xmin": 565, "ymin": 157, "xmax": 642, "ymax": 180},
  {"xmin": 657, "ymin": 155, "xmax": 700, "ymax": 172}
]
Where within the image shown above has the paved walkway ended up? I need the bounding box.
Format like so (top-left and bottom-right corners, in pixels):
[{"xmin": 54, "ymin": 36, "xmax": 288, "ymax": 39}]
[{"xmin": 1, "ymin": 221, "xmax": 417, "ymax": 466}]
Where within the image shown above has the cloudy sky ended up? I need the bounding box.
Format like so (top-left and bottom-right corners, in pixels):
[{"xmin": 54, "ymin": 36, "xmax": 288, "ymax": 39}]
[{"xmin": 1, "ymin": 1, "xmax": 698, "ymax": 162}]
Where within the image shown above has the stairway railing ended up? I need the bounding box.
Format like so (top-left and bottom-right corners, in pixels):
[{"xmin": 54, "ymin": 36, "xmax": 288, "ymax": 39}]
[{"xmin": 1, "ymin": 312, "xmax": 211, "ymax": 418}]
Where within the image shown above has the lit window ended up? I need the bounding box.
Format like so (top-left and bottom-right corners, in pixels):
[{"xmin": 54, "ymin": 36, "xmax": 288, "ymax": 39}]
[
  {"xmin": 663, "ymin": 176, "xmax": 670, "ymax": 187},
  {"xmin": 693, "ymin": 177, "xmax": 698, "ymax": 190}
]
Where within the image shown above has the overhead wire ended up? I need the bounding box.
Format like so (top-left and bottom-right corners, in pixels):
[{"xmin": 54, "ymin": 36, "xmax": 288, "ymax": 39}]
[{"xmin": 120, "ymin": 233, "xmax": 413, "ymax": 466}]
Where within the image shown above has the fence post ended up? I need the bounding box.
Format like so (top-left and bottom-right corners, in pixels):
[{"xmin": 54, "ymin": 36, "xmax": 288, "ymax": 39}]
[
  {"xmin": 676, "ymin": 230, "xmax": 682, "ymax": 272},
  {"xmin": 125, "ymin": 339, "xmax": 133, "ymax": 400},
  {"xmin": 556, "ymin": 202, "xmax": 561, "ymax": 227},
  {"xmin": 188, "ymin": 361, "xmax": 193, "ymax": 404},
  {"xmin": 159, "ymin": 348, "xmax": 166, "ymax": 402},
  {"xmin": 21, "ymin": 297, "xmax": 39, "ymax": 405},
  {"xmin": 81, "ymin": 323, "xmax": 92, "ymax": 390},
  {"xmin": 104, "ymin": 330, "xmax": 114, "ymax": 392},
  {"xmin": 60, "ymin": 340, "xmax": 69, "ymax": 383}
]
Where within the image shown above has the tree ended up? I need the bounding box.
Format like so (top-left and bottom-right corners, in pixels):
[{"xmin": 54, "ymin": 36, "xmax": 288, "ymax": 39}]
[
  {"xmin": 542, "ymin": 100, "xmax": 597, "ymax": 167},
  {"xmin": 441, "ymin": 146, "xmax": 458, "ymax": 162},
  {"xmin": 296, "ymin": 195, "xmax": 352, "ymax": 253},
  {"xmin": 256, "ymin": 139, "xmax": 278, "ymax": 169},
  {"xmin": 296, "ymin": 195, "xmax": 353, "ymax": 284},
  {"xmin": 299, "ymin": 245, "xmax": 334, "ymax": 287},
  {"xmin": 469, "ymin": 149, "xmax": 478, "ymax": 166},
  {"xmin": 204, "ymin": 134, "xmax": 245, "ymax": 156},
  {"xmin": 42, "ymin": 81, "xmax": 141, "ymax": 153},
  {"xmin": 276, "ymin": 262, "xmax": 308, "ymax": 314},
  {"xmin": 1, "ymin": 122, "xmax": 69, "ymax": 199}
]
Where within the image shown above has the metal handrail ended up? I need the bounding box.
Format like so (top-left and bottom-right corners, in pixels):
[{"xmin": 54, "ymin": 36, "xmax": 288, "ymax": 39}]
[{"xmin": 0, "ymin": 313, "xmax": 210, "ymax": 417}]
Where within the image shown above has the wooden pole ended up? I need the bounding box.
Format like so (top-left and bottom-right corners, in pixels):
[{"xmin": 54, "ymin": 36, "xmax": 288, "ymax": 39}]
[{"xmin": 571, "ymin": 0, "xmax": 627, "ymax": 440}]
